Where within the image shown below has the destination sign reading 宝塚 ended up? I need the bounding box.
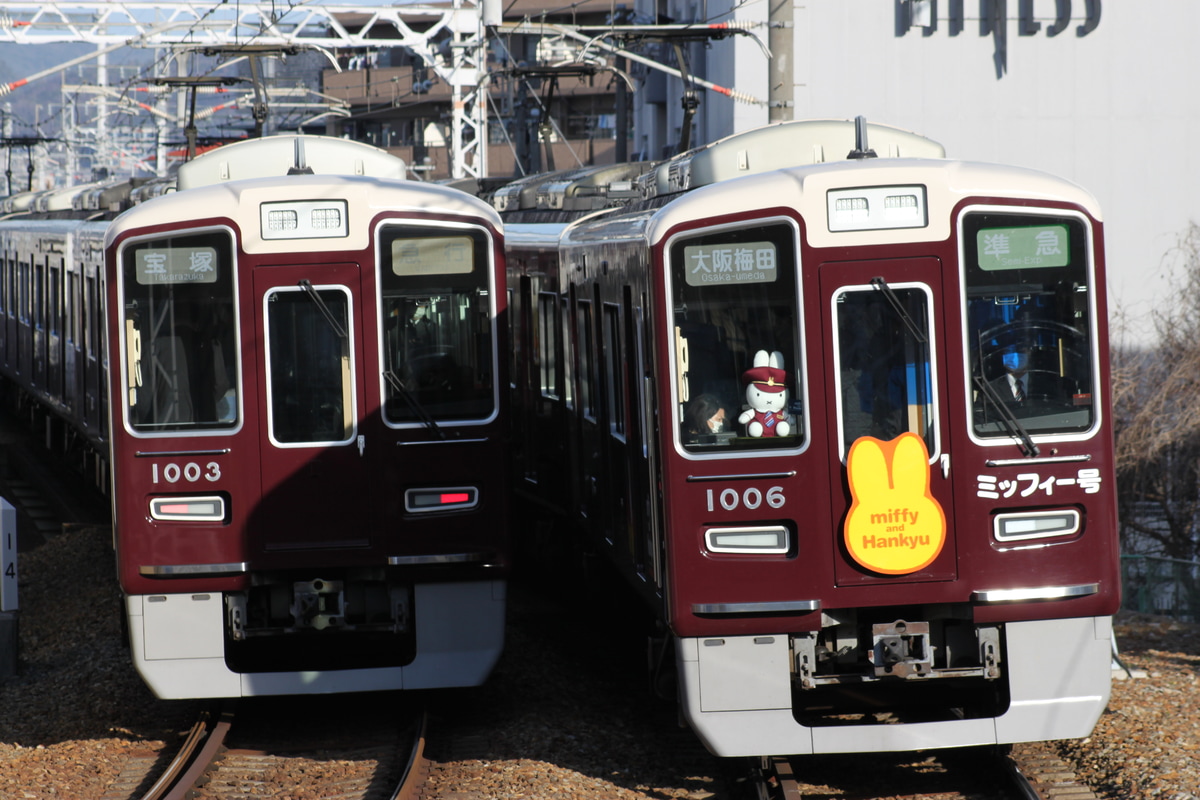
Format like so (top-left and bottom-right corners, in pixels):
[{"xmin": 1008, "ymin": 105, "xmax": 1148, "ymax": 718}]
[{"xmin": 135, "ymin": 247, "xmax": 219, "ymax": 285}]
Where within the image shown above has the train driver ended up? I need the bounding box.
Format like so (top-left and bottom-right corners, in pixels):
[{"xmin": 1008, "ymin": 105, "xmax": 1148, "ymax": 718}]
[{"xmin": 683, "ymin": 393, "xmax": 730, "ymax": 443}]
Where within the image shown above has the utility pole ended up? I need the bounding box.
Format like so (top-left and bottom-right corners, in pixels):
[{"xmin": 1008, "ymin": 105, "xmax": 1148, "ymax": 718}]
[{"xmin": 768, "ymin": 0, "xmax": 794, "ymax": 123}]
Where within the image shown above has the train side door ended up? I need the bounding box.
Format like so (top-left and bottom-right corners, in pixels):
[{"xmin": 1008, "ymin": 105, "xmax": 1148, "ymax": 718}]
[
  {"xmin": 253, "ymin": 263, "xmax": 371, "ymax": 554},
  {"xmin": 820, "ymin": 257, "xmax": 958, "ymax": 585}
]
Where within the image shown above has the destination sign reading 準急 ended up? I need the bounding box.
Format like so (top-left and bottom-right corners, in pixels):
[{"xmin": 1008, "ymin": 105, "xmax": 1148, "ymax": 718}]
[
  {"xmin": 683, "ymin": 242, "xmax": 778, "ymax": 286},
  {"xmin": 976, "ymin": 224, "xmax": 1069, "ymax": 271},
  {"xmin": 135, "ymin": 247, "xmax": 219, "ymax": 285}
]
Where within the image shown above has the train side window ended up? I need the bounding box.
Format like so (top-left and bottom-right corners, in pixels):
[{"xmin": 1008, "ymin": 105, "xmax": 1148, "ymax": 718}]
[
  {"xmin": 833, "ymin": 283, "xmax": 936, "ymax": 458},
  {"xmin": 34, "ymin": 262, "xmax": 43, "ymax": 330},
  {"xmin": 668, "ymin": 220, "xmax": 804, "ymax": 453},
  {"xmin": 119, "ymin": 229, "xmax": 239, "ymax": 433},
  {"xmin": 561, "ymin": 295, "xmax": 574, "ymax": 409},
  {"xmin": 576, "ymin": 299, "xmax": 596, "ymax": 421},
  {"xmin": 961, "ymin": 211, "xmax": 1096, "ymax": 438},
  {"xmin": 604, "ymin": 302, "xmax": 625, "ymax": 438},
  {"xmin": 49, "ymin": 264, "xmax": 60, "ymax": 338},
  {"xmin": 539, "ymin": 292, "xmax": 559, "ymax": 400},
  {"xmin": 66, "ymin": 271, "xmax": 77, "ymax": 347},
  {"xmin": 378, "ymin": 225, "xmax": 495, "ymax": 425}
]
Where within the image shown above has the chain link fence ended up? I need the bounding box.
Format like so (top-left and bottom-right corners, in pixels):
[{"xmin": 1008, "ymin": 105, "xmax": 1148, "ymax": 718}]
[{"xmin": 1121, "ymin": 555, "xmax": 1200, "ymax": 621}]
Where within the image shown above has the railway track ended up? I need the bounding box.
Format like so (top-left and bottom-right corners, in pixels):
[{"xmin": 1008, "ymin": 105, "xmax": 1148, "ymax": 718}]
[
  {"xmin": 751, "ymin": 741, "xmax": 1101, "ymax": 799},
  {"xmin": 94, "ymin": 697, "xmax": 429, "ymax": 800},
  {"xmin": 0, "ymin": 406, "xmax": 109, "ymax": 546}
]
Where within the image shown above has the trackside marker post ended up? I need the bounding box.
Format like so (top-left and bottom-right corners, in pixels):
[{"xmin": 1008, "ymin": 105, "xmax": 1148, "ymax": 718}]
[{"xmin": 1, "ymin": 498, "xmax": 16, "ymax": 676}]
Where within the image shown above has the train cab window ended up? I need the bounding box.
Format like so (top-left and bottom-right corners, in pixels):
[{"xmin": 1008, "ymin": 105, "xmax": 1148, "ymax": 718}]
[
  {"xmin": 378, "ymin": 225, "xmax": 495, "ymax": 425},
  {"xmin": 834, "ymin": 283, "xmax": 936, "ymax": 458},
  {"xmin": 668, "ymin": 221, "xmax": 804, "ymax": 453},
  {"xmin": 961, "ymin": 211, "xmax": 1095, "ymax": 438},
  {"xmin": 119, "ymin": 229, "xmax": 239, "ymax": 433}
]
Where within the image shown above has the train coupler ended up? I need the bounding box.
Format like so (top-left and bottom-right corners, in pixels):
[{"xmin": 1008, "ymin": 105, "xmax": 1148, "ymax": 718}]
[
  {"xmin": 292, "ymin": 579, "xmax": 346, "ymax": 631},
  {"xmin": 870, "ymin": 620, "xmax": 931, "ymax": 678},
  {"xmin": 225, "ymin": 576, "xmax": 411, "ymax": 639}
]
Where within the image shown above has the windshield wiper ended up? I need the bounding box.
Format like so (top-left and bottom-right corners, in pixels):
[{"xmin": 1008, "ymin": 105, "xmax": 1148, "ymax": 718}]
[
  {"xmin": 297, "ymin": 279, "xmax": 347, "ymax": 340},
  {"xmin": 383, "ymin": 369, "xmax": 445, "ymax": 438},
  {"xmin": 973, "ymin": 374, "xmax": 1039, "ymax": 457},
  {"xmin": 871, "ymin": 277, "xmax": 927, "ymax": 344}
]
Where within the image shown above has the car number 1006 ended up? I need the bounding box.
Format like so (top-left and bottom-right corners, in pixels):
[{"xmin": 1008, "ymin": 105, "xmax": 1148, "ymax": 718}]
[
  {"xmin": 706, "ymin": 486, "xmax": 786, "ymax": 512},
  {"xmin": 151, "ymin": 462, "xmax": 222, "ymax": 484}
]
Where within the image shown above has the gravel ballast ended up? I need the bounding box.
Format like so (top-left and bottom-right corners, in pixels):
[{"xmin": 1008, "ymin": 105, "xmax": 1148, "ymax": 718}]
[{"xmin": 2, "ymin": 524, "xmax": 1198, "ymax": 799}]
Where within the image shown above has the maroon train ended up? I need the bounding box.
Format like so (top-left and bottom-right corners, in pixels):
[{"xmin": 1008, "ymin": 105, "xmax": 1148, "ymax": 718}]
[
  {"xmin": 500, "ymin": 118, "xmax": 1119, "ymax": 756},
  {"xmin": 1, "ymin": 135, "xmax": 511, "ymax": 698}
]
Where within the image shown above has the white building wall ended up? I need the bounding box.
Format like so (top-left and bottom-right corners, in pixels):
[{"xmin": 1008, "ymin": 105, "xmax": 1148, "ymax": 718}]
[{"xmin": 635, "ymin": 1, "xmax": 1199, "ymax": 345}]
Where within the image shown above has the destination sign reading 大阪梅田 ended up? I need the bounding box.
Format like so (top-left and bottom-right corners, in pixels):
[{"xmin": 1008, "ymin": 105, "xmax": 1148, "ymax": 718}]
[
  {"xmin": 684, "ymin": 242, "xmax": 777, "ymax": 286},
  {"xmin": 135, "ymin": 247, "xmax": 219, "ymax": 285},
  {"xmin": 977, "ymin": 224, "xmax": 1070, "ymax": 270}
]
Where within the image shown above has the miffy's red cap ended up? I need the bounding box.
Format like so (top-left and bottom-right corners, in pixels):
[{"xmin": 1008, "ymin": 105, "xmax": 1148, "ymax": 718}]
[{"xmin": 742, "ymin": 366, "xmax": 787, "ymax": 392}]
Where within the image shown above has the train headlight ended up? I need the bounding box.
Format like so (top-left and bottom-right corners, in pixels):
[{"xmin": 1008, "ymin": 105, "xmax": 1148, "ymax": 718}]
[
  {"xmin": 260, "ymin": 200, "xmax": 348, "ymax": 240},
  {"xmin": 704, "ymin": 526, "xmax": 789, "ymax": 555},
  {"xmin": 993, "ymin": 509, "xmax": 1080, "ymax": 542},
  {"xmin": 149, "ymin": 495, "xmax": 226, "ymax": 522},
  {"xmin": 827, "ymin": 185, "xmax": 928, "ymax": 232}
]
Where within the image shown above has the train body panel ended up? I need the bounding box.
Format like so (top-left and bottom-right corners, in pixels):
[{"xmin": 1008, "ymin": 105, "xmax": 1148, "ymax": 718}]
[
  {"xmin": 0, "ymin": 134, "xmax": 511, "ymax": 699},
  {"xmin": 679, "ymin": 615, "xmax": 1112, "ymax": 755},
  {"xmin": 126, "ymin": 579, "xmax": 506, "ymax": 698},
  {"xmin": 503, "ymin": 119, "xmax": 1118, "ymax": 756}
]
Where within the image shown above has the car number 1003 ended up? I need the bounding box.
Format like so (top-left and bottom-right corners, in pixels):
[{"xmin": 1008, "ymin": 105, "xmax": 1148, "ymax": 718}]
[
  {"xmin": 151, "ymin": 462, "xmax": 222, "ymax": 484},
  {"xmin": 706, "ymin": 486, "xmax": 786, "ymax": 512}
]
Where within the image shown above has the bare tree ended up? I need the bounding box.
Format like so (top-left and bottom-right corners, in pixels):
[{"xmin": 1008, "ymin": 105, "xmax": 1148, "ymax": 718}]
[{"xmin": 1112, "ymin": 223, "xmax": 1200, "ymax": 560}]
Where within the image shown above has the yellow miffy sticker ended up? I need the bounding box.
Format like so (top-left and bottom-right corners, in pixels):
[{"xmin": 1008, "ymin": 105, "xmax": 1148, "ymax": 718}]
[{"xmin": 844, "ymin": 432, "xmax": 947, "ymax": 575}]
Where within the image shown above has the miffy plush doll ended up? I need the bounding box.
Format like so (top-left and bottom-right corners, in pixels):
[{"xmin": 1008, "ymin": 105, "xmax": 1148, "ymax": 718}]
[{"xmin": 738, "ymin": 350, "xmax": 791, "ymax": 437}]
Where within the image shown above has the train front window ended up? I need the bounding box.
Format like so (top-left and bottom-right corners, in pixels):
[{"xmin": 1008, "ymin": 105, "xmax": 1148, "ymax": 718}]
[
  {"xmin": 668, "ymin": 221, "xmax": 804, "ymax": 453},
  {"xmin": 120, "ymin": 229, "xmax": 238, "ymax": 433},
  {"xmin": 265, "ymin": 285, "xmax": 355, "ymax": 445},
  {"xmin": 378, "ymin": 226, "xmax": 495, "ymax": 425},
  {"xmin": 962, "ymin": 211, "xmax": 1095, "ymax": 438},
  {"xmin": 833, "ymin": 283, "xmax": 935, "ymax": 458}
]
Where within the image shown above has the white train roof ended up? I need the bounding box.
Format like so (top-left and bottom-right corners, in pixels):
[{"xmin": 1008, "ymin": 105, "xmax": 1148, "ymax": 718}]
[
  {"xmin": 645, "ymin": 117, "xmax": 946, "ymax": 198},
  {"xmin": 106, "ymin": 173, "xmax": 500, "ymax": 255},
  {"xmin": 644, "ymin": 156, "xmax": 1103, "ymax": 251},
  {"xmin": 176, "ymin": 134, "xmax": 407, "ymax": 191}
]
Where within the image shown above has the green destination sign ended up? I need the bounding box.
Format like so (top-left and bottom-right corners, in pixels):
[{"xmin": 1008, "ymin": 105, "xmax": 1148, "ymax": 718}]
[{"xmin": 976, "ymin": 224, "xmax": 1069, "ymax": 271}]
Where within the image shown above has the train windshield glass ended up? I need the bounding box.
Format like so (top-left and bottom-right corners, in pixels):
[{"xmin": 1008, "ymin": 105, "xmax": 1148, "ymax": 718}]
[
  {"xmin": 378, "ymin": 225, "xmax": 495, "ymax": 424},
  {"xmin": 266, "ymin": 286, "xmax": 355, "ymax": 445},
  {"xmin": 833, "ymin": 283, "xmax": 936, "ymax": 458},
  {"xmin": 120, "ymin": 229, "xmax": 238, "ymax": 433},
  {"xmin": 962, "ymin": 211, "xmax": 1095, "ymax": 437},
  {"xmin": 669, "ymin": 221, "xmax": 804, "ymax": 453}
]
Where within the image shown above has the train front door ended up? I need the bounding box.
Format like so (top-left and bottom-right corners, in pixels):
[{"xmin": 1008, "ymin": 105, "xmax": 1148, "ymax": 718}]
[
  {"xmin": 252, "ymin": 263, "xmax": 373, "ymax": 555},
  {"xmin": 820, "ymin": 257, "xmax": 959, "ymax": 586}
]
